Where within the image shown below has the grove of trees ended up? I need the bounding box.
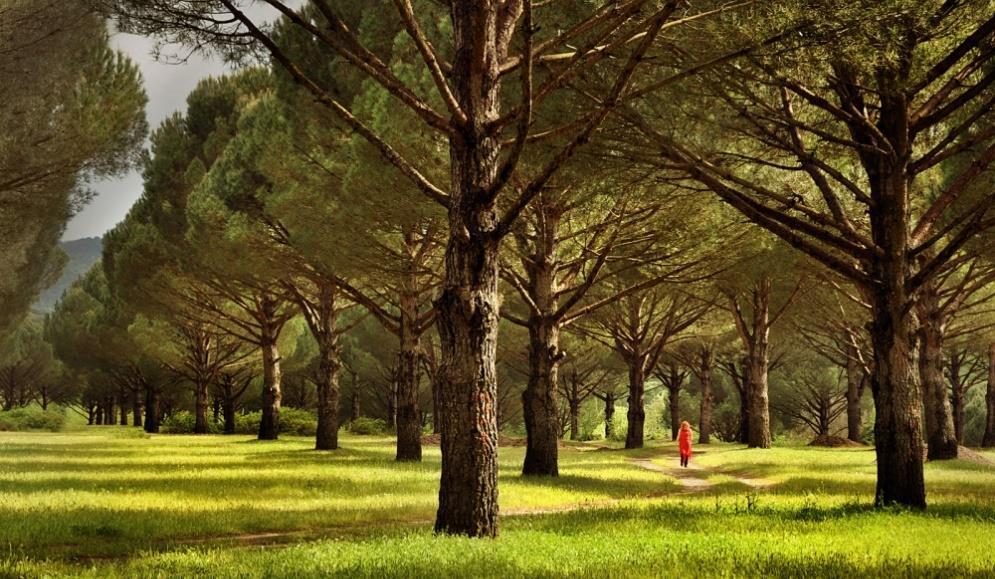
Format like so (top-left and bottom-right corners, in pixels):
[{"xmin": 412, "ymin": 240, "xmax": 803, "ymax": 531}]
[{"xmin": 3, "ymin": 0, "xmax": 995, "ymax": 540}]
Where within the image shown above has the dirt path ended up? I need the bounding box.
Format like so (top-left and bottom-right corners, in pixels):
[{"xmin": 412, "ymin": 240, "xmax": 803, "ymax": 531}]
[{"xmin": 627, "ymin": 456, "xmax": 774, "ymax": 491}]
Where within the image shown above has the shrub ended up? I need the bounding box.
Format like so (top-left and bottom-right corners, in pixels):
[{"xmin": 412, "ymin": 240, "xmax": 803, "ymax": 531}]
[
  {"xmin": 0, "ymin": 407, "xmax": 65, "ymax": 432},
  {"xmin": 278, "ymin": 407, "xmax": 318, "ymax": 436},
  {"xmin": 160, "ymin": 411, "xmax": 222, "ymax": 434},
  {"xmin": 347, "ymin": 417, "xmax": 388, "ymax": 435},
  {"xmin": 234, "ymin": 411, "xmax": 261, "ymax": 435},
  {"xmin": 234, "ymin": 409, "xmax": 318, "ymax": 436}
]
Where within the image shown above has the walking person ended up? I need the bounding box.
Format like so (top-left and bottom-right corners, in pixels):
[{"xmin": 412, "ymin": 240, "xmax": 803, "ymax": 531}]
[{"xmin": 678, "ymin": 421, "xmax": 693, "ymax": 467}]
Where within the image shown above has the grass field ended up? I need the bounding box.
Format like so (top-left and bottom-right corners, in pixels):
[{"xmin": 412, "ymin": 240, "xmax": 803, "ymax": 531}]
[{"xmin": 2, "ymin": 429, "xmax": 995, "ymax": 577}]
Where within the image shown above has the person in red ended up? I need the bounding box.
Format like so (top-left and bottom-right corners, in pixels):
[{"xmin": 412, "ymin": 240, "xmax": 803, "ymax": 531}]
[{"xmin": 678, "ymin": 421, "xmax": 693, "ymax": 467}]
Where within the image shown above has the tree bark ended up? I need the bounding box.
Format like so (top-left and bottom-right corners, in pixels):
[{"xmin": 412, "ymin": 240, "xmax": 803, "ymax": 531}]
[
  {"xmin": 132, "ymin": 393, "xmax": 142, "ymax": 428},
  {"xmin": 143, "ymin": 385, "xmax": 159, "ymax": 433},
  {"xmin": 667, "ymin": 383, "xmax": 680, "ymax": 441},
  {"xmin": 309, "ymin": 283, "xmax": 343, "ymax": 451},
  {"xmin": 568, "ymin": 399, "xmax": 580, "ymax": 441},
  {"xmin": 314, "ymin": 331, "xmax": 341, "ymax": 451},
  {"xmin": 396, "ymin": 288, "xmax": 423, "ymax": 461},
  {"xmin": 745, "ymin": 280, "xmax": 772, "ymax": 448},
  {"xmin": 603, "ymin": 392, "xmax": 616, "ymax": 439},
  {"xmin": 697, "ymin": 347, "xmax": 714, "ymax": 444},
  {"xmin": 866, "ymin": 149, "xmax": 926, "ymax": 507},
  {"xmin": 625, "ymin": 360, "xmax": 646, "ymax": 449},
  {"xmin": 983, "ymin": 343, "xmax": 995, "ymax": 447},
  {"xmin": 432, "ymin": 3, "xmax": 507, "ymax": 538},
  {"xmin": 845, "ymin": 340, "xmax": 866, "ymax": 442},
  {"xmin": 915, "ymin": 282, "xmax": 958, "ymax": 460},
  {"xmin": 259, "ymin": 337, "xmax": 282, "ymax": 440},
  {"xmin": 522, "ymin": 318, "xmax": 560, "ymax": 475},
  {"xmin": 194, "ymin": 378, "xmax": 209, "ymax": 434}
]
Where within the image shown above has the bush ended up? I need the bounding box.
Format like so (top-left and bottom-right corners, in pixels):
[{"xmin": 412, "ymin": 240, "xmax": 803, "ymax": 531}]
[
  {"xmin": 234, "ymin": 411, "xmax": 261, "ymax": 435},
  {"xmin": 160, "ymin": 411, "xmax": 222, "ymax": 434},
  {"xmin": 233, "ymin": 408, "xmax": 318, "ymax": 436},
  {"xmin": 0, "ymin": 407, "xmax": 65, "ymax": 432},
  {"xmin": 347, "ymin": 417, "xmax": 388, "ymax": 435},
  {"xmin": 279, "ymin": 407, "xmax": 318, "ymax": 436}
]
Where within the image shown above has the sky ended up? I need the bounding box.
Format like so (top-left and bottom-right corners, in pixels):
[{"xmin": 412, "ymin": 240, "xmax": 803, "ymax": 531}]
[{"xmin": 61, "ymin": 32, "xmax": 228, "ymax": 241}]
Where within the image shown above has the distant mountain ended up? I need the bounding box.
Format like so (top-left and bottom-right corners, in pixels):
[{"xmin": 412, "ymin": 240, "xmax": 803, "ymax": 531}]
[{"xmin": 34, "ymin": 237, "xmax": 103, "ymax": 312}]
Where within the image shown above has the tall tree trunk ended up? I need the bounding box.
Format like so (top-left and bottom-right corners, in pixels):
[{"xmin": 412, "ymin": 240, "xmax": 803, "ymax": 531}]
[
  {"xmin": 95, "ymin": 405, "xmax": 103, "ymax": 425},
  {"xmin": 733, "ymin": 360, "xmax": 750, "ymax": 444},
  {"xmin": 521, "ymin": 202, "xmax": 562, "ymax": 475},
  {"xmin": 396, "ymin": 288, "xmax": 423, "ymax": 461},
  {"xmin": 350, "ymin": 384, "xmax": 361, "ymax": 423},
  {"xmin": 603, "ymin": 393, "xmax": 615, "ymax": 439},
  {"xmin": 915, "ymin": 282, "xmax": 958, "ymax": 460},
  {"xmin": 132, "ymin": 393, "xmax": 142, "ymax": 427},
  {"xmin": 522, "ymin": 318, "xmax": 560, "ymax": 475},
  {"xmin": 625, "ymin": 359, "xmax": 647, "ymax": 449},
  {"xmin": 845, "ymin": 340, "xmax": 865, "ymax": 442},
  {"xmin": 697, "ymin": 347, "xmax": 714, "ymax": 444},
  {"xmin": 569, "ymin": 398, "xmax": 580, "ymax": 441},
  {"xmin": 314, "ymin": 331, "xmax": 342, "ymax": 451},
  {"xmin": 983, "ymin": 343, "xmax": 995, "ymax": 447},
  {"xmin": 866, "ymin": 154, "xmax": 926, "ymax": 507},
  {"xmin": 432, "ymin": 3, "xmax": 506, "ymax": 538},
  {"xmin": 143, "ymin": 386, "xmax": 159, "ymax": 433},
  {"xmin": 668, "ymin": 384, "xmax": 680, "ymax": 441},
  {"xmin": 119, "ymin": 394, "xmax": 128, "ymax": 426},
  {"xmin": 746, "ymin": 280, "xmax": 772, "ymax": 449},
  {"xmin": 223, "ymin": 398, "xmax": 236, "ymax": 435},
  {"xmin": 258, "ymin": 296, "xmax": 283, "ymax": 441},
  {"xmin": 952, "ymin": 384, "xmax": 965, "ymax": 445},
  {"xmin": 310, "ymin": 283, "xmax": 343, "ymax": 451},
  {"xmin": 194, "ymin": 378, "xmax": 209, "ymax": 434}
]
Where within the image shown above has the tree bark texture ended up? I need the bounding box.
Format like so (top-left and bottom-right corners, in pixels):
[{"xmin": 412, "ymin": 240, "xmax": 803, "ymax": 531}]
[{"xmin": 916, "ymin": 281, "xmax": 958, "ymax": 460}]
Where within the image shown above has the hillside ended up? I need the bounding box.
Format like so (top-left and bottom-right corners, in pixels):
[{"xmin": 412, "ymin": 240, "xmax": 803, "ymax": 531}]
[{"xmin": 33, "ymin": 237, "xmax": 102, "ymax": 312}]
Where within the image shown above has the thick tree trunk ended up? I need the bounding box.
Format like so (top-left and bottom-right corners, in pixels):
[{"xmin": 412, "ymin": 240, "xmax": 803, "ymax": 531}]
[
  {"xmin": 845, "ymin": 341, "xmax": 865, "ymax": 442},
  {"xmin": 308, "ymin": 284, "xmax": 343, "ymax": 451},
  {"xmin": 119, "ymin": 396, "xmax": 128, "ymax": 426},
  {"xmin": 569, "ymin": 399, "xmax": 580, "ymax": 441},
  {"xmin": 952, "ymin": 385, "xmax": 965, "ymax": 445},
  {"xmin": 314, "ymin": 332, "xmax": 341, "ymax": 451},
  {"xmin": 866, "ymin": 156, "xmax": 926, "ymax": 507},
  {"xmin": 697, "ymin": 348, "xmax": 713, "ymax": 444},
  {"xmin": 746, "ymin": 281, "xmax": 772, "ymax": 449},
  {"xmin": 194, "ymin": 379, "xmax": 209, "ymax": 434},
  {"xmin": 983, "ymin": 343, "xmax": 995, "ymax": 447},
  {"xmin": 87, "ymin": 405, "xmax": 95, "ymax": 425},
  {"xmin": 734, "ymin": 366, "xmax": 750, "ymax": 444},
  {"xmin": 625, "ymin": 360, "xmax": 647, "ymax": 449},
  {"xmin": 522, "ymin": 318, "xmax": 560, "ymax": 475},
  {"xmin": 95, "ymin": 406, "xmax": 103, "ymax": 425},
  {"xmin": 132, "ymin": 394, "xmax": 142, "ymax": 428},
  {"xmin": 258, "ymin": 336, "xmax": 282, "ymax": 440},
  {"xmin": 434, "ymin": 103, "xmax": 502, "ymax": 536},
  {"xmin": 604, "ymin": 393, "xmax": 616, "ymax": 439},
  {"xmin": 143, "ymin": 386, "xmax": 159, "ymax": 433},
  {"xmin": 396, "ymin": 289, "xmax": 423, "ymax": 462},
  {"xmin": 668, "ymin": 385, "xmax": 680, "ymax": 441},
  {"xmin": 223, "ymin": 399, "xmax": 236, "ymax": 434},
  {"xmin": 870, "ymin": 295, "xmax": 926, "ymax": 507},
  {"xmin": 350, "ymin": 386, "xmax": 361, "ymax": 423},
  {"xmin": 916, "ymin": 283, "xmax": 958, "ymax": 460}
]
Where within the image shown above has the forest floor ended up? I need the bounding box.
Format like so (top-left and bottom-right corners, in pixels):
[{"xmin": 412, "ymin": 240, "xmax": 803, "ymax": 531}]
[{"xmin": 2, "ymin": 430, "xmax": 995, "ymax": 577}]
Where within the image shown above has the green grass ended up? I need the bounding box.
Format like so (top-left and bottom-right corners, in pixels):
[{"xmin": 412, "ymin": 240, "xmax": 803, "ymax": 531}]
[{"xmin": 2, "ymin": 429, "xmax": 995, "ymax": 577}]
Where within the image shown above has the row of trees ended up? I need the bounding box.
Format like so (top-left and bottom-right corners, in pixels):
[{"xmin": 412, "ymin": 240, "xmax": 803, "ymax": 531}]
[{"xmin": 23, "ymin": 0, "xmax": 995, "ymax": 537}]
